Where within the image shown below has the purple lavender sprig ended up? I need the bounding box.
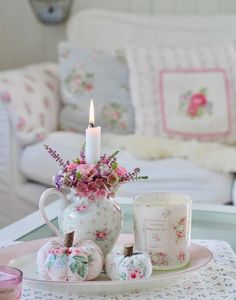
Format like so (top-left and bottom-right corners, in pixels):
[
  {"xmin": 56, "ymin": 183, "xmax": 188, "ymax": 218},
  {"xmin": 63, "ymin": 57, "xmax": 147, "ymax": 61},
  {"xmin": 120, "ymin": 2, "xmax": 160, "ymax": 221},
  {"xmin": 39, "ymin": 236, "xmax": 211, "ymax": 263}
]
[
  {"xmin": 121, "ymin": 167, "xmax": 148, "ymax": 182},
  {"xmin": 44, "ymin": 144, "xmax": 69, "ymax": 168}
]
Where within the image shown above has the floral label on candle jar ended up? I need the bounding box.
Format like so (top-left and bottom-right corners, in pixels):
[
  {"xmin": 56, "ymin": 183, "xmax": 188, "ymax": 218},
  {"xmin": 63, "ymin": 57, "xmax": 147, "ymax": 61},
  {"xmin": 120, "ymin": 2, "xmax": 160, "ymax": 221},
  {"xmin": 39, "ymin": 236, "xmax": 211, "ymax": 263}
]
[
  {"xmin": 145, "ymin": 219, "xmax": 169, "ymax": 252},
  {"xmin": 134, "ymin": 193, "xmax": 192, "ymax": 270},
  {"xmin": 173, "ymin": 217, "xmax": 187, "ymax": 242}
]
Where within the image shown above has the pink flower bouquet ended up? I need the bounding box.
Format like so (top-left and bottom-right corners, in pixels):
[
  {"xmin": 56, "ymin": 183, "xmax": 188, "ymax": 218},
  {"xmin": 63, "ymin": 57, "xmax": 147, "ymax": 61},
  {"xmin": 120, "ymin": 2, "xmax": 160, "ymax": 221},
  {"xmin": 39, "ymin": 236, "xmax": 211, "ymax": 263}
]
[{"xmin": 45, "ymin": 145, "xmax": 148, "ymax": 200}]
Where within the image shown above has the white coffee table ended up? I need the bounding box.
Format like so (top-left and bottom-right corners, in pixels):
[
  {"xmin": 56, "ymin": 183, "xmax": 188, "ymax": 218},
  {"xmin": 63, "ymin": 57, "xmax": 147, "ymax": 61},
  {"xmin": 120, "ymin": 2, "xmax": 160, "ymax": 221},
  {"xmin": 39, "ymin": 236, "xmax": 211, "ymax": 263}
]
[
  {"xmin": 1, "ymin": 198, "xmax": 236, "ymax": 300},
  {"xmin": 0, "ymin": 198, "xmax": 236, "ymax": 252}
]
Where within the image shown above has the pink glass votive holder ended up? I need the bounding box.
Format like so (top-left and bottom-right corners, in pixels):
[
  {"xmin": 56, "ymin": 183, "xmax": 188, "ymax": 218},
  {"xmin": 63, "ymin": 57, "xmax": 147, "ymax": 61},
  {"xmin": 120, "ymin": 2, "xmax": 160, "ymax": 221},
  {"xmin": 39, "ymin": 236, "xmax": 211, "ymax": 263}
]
[{"xmin": 0, "ymin": 265, "xmax": 22, "ymax": 300}]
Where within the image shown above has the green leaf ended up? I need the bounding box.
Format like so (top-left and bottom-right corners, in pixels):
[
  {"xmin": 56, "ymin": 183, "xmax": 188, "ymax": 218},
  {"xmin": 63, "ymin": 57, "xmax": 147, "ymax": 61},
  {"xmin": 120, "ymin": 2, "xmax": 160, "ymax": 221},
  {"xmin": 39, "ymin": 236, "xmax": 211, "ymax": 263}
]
[
  {"xmin": 139, "ymin": 176, "xmax": 149, "ymax": 180},
  {"xmin": 76, "ymin": 171, "xmax": 82, "ymax": 180},
  {"xmin": 111, "ymin": 150, "xmax": 119, "ymax": 157},
  {"xmin": 112, "ymin": 162, "xmax": 118, "ymax": 170},
  {"xmin": 70, "ymin": 255, "xmax": 89, "ymax": 278}
]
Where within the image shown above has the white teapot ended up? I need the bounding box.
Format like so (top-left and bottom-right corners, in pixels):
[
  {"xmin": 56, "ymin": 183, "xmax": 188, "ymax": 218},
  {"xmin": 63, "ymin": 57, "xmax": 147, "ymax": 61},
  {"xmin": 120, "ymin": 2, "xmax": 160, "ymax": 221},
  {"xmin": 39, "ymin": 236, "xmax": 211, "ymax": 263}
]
[{"xmin": 39, "ymin": 188, "xmax": 122, "ymax": 257}]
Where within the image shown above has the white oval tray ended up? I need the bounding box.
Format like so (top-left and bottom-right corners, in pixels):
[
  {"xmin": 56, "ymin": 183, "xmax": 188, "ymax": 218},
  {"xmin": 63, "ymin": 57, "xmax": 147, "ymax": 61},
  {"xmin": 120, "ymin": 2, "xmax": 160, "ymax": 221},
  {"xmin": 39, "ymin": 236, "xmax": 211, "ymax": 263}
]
[{"xmin": 0, "ymin": 234, "xmax": 213, "ymax": 294}]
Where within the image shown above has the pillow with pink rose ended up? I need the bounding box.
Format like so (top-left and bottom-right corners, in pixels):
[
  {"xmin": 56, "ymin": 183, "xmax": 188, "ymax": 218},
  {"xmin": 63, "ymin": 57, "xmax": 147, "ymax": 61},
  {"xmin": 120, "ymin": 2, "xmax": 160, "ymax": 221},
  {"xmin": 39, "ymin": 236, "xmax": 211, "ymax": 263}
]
[{"xmin": 125, "ymin": 43, "xmax": 236, "ymax": 144}]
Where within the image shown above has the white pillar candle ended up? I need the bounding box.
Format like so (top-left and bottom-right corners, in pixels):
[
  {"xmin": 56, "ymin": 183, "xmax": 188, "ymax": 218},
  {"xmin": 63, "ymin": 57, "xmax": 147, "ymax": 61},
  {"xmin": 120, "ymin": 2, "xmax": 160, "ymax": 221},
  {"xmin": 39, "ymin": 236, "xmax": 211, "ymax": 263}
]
[{"xmin": 85, "ymin": 100, "xmax": 101, "ymax": 165}]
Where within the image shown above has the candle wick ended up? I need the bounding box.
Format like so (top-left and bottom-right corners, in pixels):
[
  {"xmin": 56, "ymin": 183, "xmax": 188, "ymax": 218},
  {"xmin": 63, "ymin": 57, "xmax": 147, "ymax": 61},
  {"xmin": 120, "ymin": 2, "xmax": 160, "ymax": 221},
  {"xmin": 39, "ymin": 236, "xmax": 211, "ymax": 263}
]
[{"xmin": 89, "ymin": 122, "xmax": 94, "ymax": 128}]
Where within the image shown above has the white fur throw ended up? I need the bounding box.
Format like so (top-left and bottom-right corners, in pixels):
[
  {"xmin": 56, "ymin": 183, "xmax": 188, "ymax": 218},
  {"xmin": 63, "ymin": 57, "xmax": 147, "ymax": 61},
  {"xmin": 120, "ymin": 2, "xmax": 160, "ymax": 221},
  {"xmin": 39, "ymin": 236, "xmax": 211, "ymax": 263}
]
[{"xmin": 103, "ymin": 134, "xmax": 236, "ymax": 174}]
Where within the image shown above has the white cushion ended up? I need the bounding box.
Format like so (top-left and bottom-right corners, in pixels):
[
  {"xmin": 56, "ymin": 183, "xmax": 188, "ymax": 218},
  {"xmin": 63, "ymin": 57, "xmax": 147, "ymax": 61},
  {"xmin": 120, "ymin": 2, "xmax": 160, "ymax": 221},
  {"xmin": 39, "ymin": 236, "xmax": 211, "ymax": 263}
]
[
  {"xmin": 125, "ymin": 44, "xmax": 236, "ymax": 144},
  {"xmin": 20, "ymin": 131, "xmax": 233, "ymax": 205},
  {"xmin": 67, "ymin": 9, "xmax": 236, "ymax": 50},
  {"xmin": 0, "ymin": 63, "xmax": 61, "ymax": 146},
  {"xmin": 58, "ymin": 42, "xmax": 134, "ymax": 134}
]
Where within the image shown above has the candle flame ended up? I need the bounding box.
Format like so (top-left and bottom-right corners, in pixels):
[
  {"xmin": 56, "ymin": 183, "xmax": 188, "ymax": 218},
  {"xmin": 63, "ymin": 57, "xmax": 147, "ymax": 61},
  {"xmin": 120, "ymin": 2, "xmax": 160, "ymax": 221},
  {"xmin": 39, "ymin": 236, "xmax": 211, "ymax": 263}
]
[{"xmin": 89, "ymin": 99, "xmax": 95, "ymax": 127}]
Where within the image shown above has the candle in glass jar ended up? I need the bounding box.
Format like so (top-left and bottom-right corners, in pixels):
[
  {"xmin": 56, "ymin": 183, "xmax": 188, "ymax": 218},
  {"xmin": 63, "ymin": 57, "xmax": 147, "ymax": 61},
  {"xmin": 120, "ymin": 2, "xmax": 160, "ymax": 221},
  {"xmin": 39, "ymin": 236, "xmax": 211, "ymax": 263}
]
[
  {"xmin": 0, "ymin": 265, "xmax": 22, "ymax": 300},
  {"xmin": 85, "ymin": 100, "xmax": 101, "ymax": 165}
]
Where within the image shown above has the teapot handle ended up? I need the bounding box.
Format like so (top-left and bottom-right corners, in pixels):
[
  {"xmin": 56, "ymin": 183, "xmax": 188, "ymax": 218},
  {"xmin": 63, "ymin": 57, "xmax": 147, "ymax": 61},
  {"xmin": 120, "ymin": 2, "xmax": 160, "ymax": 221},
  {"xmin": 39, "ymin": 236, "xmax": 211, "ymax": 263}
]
[{"xmin": 39, "ymin": 188, "xmax": 68, "ymax": 238}]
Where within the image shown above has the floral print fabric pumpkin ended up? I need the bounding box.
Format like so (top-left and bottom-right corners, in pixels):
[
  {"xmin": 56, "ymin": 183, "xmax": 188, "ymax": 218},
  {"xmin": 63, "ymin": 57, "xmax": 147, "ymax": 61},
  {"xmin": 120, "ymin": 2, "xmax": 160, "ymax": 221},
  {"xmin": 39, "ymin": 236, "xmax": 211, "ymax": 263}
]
[
  {"xmin": 105, "ymin": 243, "xmax": 152, "ymax": 281},
  {"xmin": 36, "ymin": 232, "xmax": 103, "ymax": 281}
]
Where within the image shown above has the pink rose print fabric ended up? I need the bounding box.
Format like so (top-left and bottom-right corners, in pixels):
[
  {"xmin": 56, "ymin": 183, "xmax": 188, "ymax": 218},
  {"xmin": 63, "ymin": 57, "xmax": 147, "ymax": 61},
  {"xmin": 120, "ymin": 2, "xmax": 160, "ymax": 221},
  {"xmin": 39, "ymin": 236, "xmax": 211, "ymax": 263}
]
[
  {"xmin": 58, "ymin": 42, "xmax": 134, "ymax": 135},
  {"xmin": 95, "ymin": 229, "xmax": 110, "ymax": 241},
  {"xmin": 173, "ymin": 217, "xmax": 187, "ymax": 242},
  {"xmin": 0, "ymin": 63, "xmax": 61, "ymax": 145},
  {"xmin": 179, "ymin": 88, "xmax": 212, "ymax": 118},
  {"xmin": 126, "ymin": 44, "xmax": 236, "ymax": 143}
]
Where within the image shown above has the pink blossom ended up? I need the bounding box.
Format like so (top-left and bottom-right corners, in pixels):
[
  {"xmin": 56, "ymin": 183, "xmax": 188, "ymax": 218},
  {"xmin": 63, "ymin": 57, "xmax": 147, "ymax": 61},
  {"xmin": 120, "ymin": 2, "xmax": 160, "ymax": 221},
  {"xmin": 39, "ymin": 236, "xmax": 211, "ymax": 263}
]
[
  {"xmin": 107, "ymin": 173, "xmax": 119, "ymax": 186},
  {"xmin": 88, "ymin": 181, "xmax": 98, "ymax": 194},
  {"xmin": 191, "ymin": 93, "xmax": 207, "ymax": 106},
  {"xmin": 0, "ymin": 91, "xmax": 11, "ymax": 103},
  {"xmin": 187, "ymin": 103, "xmax": 198, "ymax": 117},
  {"xmin": 115, "ymin": 166, "xmax": 127, "ymax": 177},
  {"xmin": 130, "ymin": 272, "xmax": 137, "ymax": 279},
  {"xmin": 130, "ymin": 270, "xmax": 141, "ymax": 279},
  {"xmin": 46, "ymin": 81, "xmax": 55, "ymax": 91},
  {"xmin": 77, "ymin": 164, "xmax": 97, "ymax": 180},
  {"xmin": 75, "ymin": 204, "xmax": 88, "ymax": 212},
  {"xmin": 73, "ymin": 249, "xmax": 81, "ymax": 255},
  {"xmin": 24, "ymin": 84, "xmax": 34, "ymax": 93},
  {"xmin": 95, "ymin": 178, "xmax": 105, "ymax": 187},
  {"xmin": 177, "ymin": 231, "xmax": 184, "ymax": 238},
  {"xmin": 95, "ymin": 189, "xmax": 108, "ymax": 199},
  {"xmin": 76, "ymin": 183, "xmax": 89, "ymax": 196},
  {"xmin": 75, "ymin": 79, "xmax": 81, "ymax": 86},
  {"xmin": 120, "ymin": 122, "xmax": 127, "ymax": 129},
  {"xmin": 112, "ymin": 111, "xmax": 121, "ymax": 119},
  {"xmin": 95, "ymin": 230, "xmax": 108, "ymax": 240},
  {"xmin": 100, "ymin": 156, "xmax": 109, "ymax": 164},
  {"xmin": 177, "ymin": 229, "xmax": 185, "ymax": 239},
  {"xmin": 85, "ymin": 83, "xmax": 93, "ymax": 92},
  {"xmin": 65, "ymin": 248, "xmax": 72, "ymax": 256},
  {"xmin": 88, "ymin": 195, "xmax": 96, "ymax": 201},
  {"xmin": 67, "ymin": 163, "xmax": 78, "ymax": 172},
  {"xmin": 178, "ymin": 250, "xmax": 186, "ymax": 263},
  {"xmin": 36, "ymin": 133, "xmax": 45, "ymax": 142},
  {"xmin": 17, "ymin": 117, "xmax": 26, "ymax": 130}
]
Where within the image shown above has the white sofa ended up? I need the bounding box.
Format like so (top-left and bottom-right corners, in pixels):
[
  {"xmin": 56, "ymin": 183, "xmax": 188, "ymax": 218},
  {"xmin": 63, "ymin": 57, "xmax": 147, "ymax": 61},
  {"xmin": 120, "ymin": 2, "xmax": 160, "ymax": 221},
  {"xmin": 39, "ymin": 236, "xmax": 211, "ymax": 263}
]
[{"xmin": 1, "ymin": 9, "xmax": 236, "ymax": 228}]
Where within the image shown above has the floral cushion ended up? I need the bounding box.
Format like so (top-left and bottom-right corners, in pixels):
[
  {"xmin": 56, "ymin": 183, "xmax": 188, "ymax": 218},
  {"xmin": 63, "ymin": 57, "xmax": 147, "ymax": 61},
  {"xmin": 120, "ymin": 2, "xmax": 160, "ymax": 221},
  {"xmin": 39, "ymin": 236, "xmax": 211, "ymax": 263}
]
[
  {"xmin": 58, "ymin": 42, "xmax": 134, "ymax": 134},
  {"xmin": 0, "ymin": 63, "xmax": 60, "ymax": 145},
  {"xmin": 125, "ymin": 44, "xmax": 236, "ymax": 143}
]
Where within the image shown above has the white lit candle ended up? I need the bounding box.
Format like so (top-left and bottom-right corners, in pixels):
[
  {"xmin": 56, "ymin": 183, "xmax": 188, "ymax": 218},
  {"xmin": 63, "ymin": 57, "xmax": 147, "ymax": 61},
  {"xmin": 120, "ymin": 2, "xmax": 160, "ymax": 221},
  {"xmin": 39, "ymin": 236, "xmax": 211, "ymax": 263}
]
[{"xmin": 85, "ymin": 100, "xmax": 101, "ymax": 165}]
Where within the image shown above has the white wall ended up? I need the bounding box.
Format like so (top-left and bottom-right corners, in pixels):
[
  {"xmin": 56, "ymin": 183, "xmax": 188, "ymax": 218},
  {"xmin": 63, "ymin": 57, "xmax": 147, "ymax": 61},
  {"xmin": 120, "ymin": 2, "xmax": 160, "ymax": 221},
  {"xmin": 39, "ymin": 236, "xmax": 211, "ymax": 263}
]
[{"xmin": 1, "ymin": 0, "xmax": 236, "ymax": 71}]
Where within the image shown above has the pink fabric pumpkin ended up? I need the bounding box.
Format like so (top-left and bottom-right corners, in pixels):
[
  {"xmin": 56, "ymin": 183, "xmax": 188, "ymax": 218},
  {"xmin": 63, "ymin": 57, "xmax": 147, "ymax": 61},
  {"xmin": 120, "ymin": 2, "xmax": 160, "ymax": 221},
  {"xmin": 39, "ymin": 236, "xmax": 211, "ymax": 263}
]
[{"xmin": 37, "ymin": 232, "xmax": 103, "ymax": 281}]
